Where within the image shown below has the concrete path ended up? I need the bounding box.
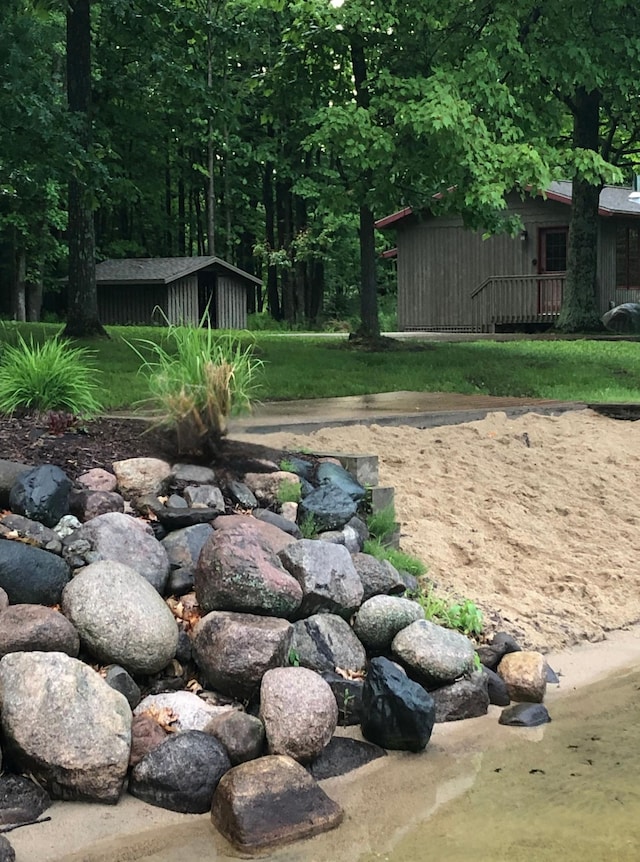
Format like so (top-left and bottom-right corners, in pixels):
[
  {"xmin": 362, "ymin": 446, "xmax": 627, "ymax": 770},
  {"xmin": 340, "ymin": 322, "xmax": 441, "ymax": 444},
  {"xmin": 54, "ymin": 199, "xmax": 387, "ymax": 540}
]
[{"xmin": 229, "ymin": 390, "xmax": 585, "ymax": 436}]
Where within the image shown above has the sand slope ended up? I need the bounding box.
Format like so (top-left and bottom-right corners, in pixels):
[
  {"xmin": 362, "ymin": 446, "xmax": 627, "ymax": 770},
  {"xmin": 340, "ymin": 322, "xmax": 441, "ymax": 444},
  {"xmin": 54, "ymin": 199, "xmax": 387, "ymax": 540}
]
[{"xmin": 253, "ymin": 408, "xmax": 640, "ymax": 651}]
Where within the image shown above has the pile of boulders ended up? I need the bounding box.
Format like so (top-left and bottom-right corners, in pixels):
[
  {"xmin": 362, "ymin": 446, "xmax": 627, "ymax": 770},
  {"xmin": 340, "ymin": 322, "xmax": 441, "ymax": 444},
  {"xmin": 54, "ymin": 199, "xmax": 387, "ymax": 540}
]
[{"xmin": 0, "ymin": 449, "xmax": 553, "ymax": 855}]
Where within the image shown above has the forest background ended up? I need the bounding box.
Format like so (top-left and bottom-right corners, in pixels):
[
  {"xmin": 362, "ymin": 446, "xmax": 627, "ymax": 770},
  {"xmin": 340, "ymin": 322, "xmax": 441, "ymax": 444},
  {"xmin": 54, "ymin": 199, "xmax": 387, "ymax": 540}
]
[{"xmin": 2, "ymin": 0, "xmax": 640, "ymax": 338}]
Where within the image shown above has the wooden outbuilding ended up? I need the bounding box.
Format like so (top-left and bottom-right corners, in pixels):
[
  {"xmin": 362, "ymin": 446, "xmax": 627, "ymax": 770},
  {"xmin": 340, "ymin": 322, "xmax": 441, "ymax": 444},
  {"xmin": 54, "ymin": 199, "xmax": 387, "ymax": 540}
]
[
  {"xmin": 376, "ymin": 183, "xmax": 640, "ymax": 332},
  {"xmin": 95, "ymin": 256, "xmax": 262, "ymax": 328}
]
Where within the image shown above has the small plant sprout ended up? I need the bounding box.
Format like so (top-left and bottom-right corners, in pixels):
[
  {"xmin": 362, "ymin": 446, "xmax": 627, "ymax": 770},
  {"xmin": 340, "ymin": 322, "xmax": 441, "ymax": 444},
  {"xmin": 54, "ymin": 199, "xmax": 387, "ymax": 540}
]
[
  {"xmin": 298, "ymin": 513, "xmax": 319, "ymax": 539},
  {"xmin": 279, "ymin": 458, "xmax": 296, "ymax": 473},
  {"xmin": 276, "ymin": 479, "xmax": 301, "ymax": 505}
]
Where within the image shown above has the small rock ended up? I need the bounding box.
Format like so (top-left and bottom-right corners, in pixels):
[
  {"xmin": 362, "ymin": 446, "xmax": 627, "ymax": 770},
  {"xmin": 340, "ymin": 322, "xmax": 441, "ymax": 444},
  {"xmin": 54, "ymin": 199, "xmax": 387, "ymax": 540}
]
[
  {"xmin": 307, "ymin": 737, "xmax": 385, "ymax": 780},
  {"xmin": 431, "ymin": 672, "xmax": 489, "ymax": 722},
  {"xmin": 0, "ymin": 774, "xmax": 51, "ymax": 826},
  {"xmin": 112, "ymin": 457, "xmax": 173, "ymax": 500},
  {"xmin": 9, "ymin": 465, "xmax": 72, "ymax": 528},
  {"xmin": 77, "ymin": 468, "xmax": 117, "ymax": 493},
  {"xmin": 498, "ymin": 651, "xmax": 547, "ymax": 703},
  {"xmin": 207, "ymin": 710, "xmax": 265, "ymax": 765},
  {"xmin": 129, "ymin": 713, "xmax": 169, "ymax": 767},
  {"xmin": 499, "ymin": 703, "xmax": 551, "ymax": 727},
  {"xmin": 104, "ymin": 665, "xmax": 141, "ymax": 710},
  {"xmin": 0, "ymin": 542, "xmax": 71, "ymax": 606},
  {"xmin": 0, "ymin": 605, "xmax": 79, "ymax": 658}
]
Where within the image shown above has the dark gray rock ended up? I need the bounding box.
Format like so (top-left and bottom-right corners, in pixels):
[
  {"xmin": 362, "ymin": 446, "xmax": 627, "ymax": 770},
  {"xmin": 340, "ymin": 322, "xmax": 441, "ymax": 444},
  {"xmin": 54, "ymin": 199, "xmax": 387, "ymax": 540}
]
[
  {"xmin": 0, "ymin": 774, "xmax": 51, "ymax": 826},
  {"xmin": 483, "ymin": 666, "xmax": 511, "ymax": 706},
  {"xmin": 184, "ymin": 484, "xmax": 225, "ymax": 512},
  {"xmin": 175, "ymin": 629, "xmax": 192, "ymax": 664},
  {"xmin": 321, "ymin": 671, "xmax": 363, "ymax": 726},
  {"xmin": 172, "ymin": 464, "xmax": 217, "ymax": 485},
  {"xmin": 0, "ymin": 651, "xmax": 131, "ymax": 803},
  {"xmin": 0, "ymin": 605, "xmax": 79, "ymax": 658},
  {"xmin": 292, "ymin": 614, "xmax": 366, "ymax": 674},
  {"xmin": 0, "ymin": 460, "xmax": 31, "ymax": 509},
  {"xmin": 207, "ymin": 710, "xmax": 265, "ymax": 765},
  {"xmin": 195, "ymin": 519, "xmax": 301, "ymax": 618},
  {"xmin": 129, "ymin": 731, "xmax": 231, "ymax": 813},
  {"xmin": 282, "ymin": 456, "xmax": 315, "ymax": 482},
  {"xmin": 278, "ymin": 540, "xmax": 363, "ymax": 618},
  {"xmin": 167, "ymin": 567, "xmax": 194, "ymax": 596},
  {"xmin": 352, "ymin": 553, "xmax": 406, "ymax": 602},
  {"xmin": 432, "ymin": 672, "xmax": 490, "ymax": 722},
  {"xmin": 161, "ymin": 523, "xmax": 214, "ymax": 575},
  {"xmin": 0, "ymin": 514, "xmax": 61, "ymax": 554},
  {"xmin": 298, "ymin": 486, "xmax": 358, "ymax": 532},
  {"xmin": 477, "ymin": 632, "xmax": 522, "ymax": 672},
  {"xmin": 316, "ymin": 462, "xmax": 366, "ymax": 502},
  {"xmin": 211, "ymin": 755, "xmax": 343, "ymax": 852},
  {"xmin": 0, "ymin": 836, "xmax": 14, "ymax": 862},
  {"xmin": 499, "ymin": 703, "xmax": 551, "ymax": 727},
  {"xmin": 546, "ymin": 663, "xmax": 560, "ymax": 684},
  {"xmin": 167, "ymin": 494, "xmax": 188, "ymax": 508},
  {"xmin": 192, "ymin": 611, "xmax": 293, "ymax": 700},
  {"xmin": 253, "ymin": 509, "xmax": 302, "ymax": 538},
  {"xmin": 225, "ymin": 480, "xmax": 258, "ymax": 510},
  {"xmin": 9, "ymin": 465, "xmax": 72, "ymax": 528},
  {"xmin": 104, "ymin": 665, "xmax": 142, "ymax": 710},
  {"xmin": 0, "ymin": 541, "xmax": 71, "ymax": 605},
  {"xmin": 308, "ymin": 736, "xmax": 386, "ymax": 780},
  {"xmin": 361, "ymin": 657, "xmax": 435, "ymax": 753},
  {"xmin": 136, "ymin": 495, "xmax": 222, "ymax": 529},
  {"xmin": 602, "ymin": 302, "xmax": 640, "ymax": 333}
]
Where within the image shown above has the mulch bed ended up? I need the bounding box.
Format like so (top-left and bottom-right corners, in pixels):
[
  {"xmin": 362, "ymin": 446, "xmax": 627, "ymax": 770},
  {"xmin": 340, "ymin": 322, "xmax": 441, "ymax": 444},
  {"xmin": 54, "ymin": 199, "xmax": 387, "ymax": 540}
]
[{"xmin": 0, "ymin": 414, "xmax": 291, "ymax": 482}]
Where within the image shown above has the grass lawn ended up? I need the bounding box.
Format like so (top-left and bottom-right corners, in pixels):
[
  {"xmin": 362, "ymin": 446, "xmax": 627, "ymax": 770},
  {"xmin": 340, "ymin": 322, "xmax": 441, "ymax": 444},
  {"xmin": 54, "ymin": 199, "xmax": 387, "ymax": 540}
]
[{"xmin": 2, "ymin": 323, "xmax": 640, "ymax": 411}]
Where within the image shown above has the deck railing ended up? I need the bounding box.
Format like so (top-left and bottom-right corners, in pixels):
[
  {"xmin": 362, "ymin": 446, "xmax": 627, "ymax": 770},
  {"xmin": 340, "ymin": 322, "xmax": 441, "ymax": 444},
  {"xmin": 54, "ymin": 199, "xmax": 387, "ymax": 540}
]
[{"xmin": 471, "ymin": 274, "xmax": 566, "ymax": 331}]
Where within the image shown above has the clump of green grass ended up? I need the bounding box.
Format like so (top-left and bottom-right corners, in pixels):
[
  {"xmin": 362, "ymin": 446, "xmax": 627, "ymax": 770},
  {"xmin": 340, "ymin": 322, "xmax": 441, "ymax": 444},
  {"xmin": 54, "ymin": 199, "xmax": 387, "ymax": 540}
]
[
  {"xmin": 298, "ymin": 512, "xmax": 319, "ymax": 539},
  {"xmin": 0, "ymin": 330, "xmax": 102, "ymax": 417},
  {"xmin": 128, "ymin": 312, "xmax": 263, "ymax": 455},
  {"xmin": 277, "ymin": 479, "xmax": 301, "ymax": 504},
  {"xmin": 363, "ymin": 537, "xmax": 427, "ymax": 577},
  {"xmin": 366, "ymin": 503, "xmax": 398, "ymax": 545},
  {"xmin": 410, "ymin": 586, "xmax": 484, "ymax": 637}
]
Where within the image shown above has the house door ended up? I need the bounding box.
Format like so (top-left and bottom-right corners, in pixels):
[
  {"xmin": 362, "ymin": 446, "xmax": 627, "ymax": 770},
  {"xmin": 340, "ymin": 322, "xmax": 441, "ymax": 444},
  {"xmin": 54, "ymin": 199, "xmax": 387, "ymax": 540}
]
[{"xmin": 538, "ymin": 227, "xmax": 568, "ymax": 314}]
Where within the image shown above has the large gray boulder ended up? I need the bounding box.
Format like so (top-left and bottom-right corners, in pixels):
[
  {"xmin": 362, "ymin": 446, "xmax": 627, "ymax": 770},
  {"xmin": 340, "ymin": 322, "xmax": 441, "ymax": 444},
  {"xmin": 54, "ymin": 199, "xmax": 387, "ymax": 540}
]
[
  {"xmin": 0, "ymin": 541, "xmax": 70, "ymax": 605},
  {"xmin": 61, "ymin": 561, "xmax": 179, "ymax": 674},
  {"xmin": 192, "ymin": 611, "xmax": 293, "ymax": 700},
  {"xmin": 278, "ymin": 540, "xmax": 363, "ymax": 618},
  {"xmin": 260, "ymin": 667, "xmax": 338, "ymax": 763},
  {"xmin": 353, "ymin": 595, "xmax": 425, "ymax": 652},
  {"xmin": 195, "ymin": 519, "xmax": 302, "ymax": 618},
  {"xmin": 211, "ymin": 755, "xmax": 343, "ymax": 852},
  {"xmin": 352, "ymin": 553, "xmax": 406, "ymax": 601},
  {"xmin": 63, "ymin": 512, "xmax": 170, "ymax": 593},
  {"xmin": 129, "ymin": 730, "xmax": 231, "ymax": 813},
  {"xmin": 291, "ymin": 614, "xmax": 366, "ymax": 674},
  {"xmin": 602, "ymin": 302, "xmax": 640, "ymax": 333},
  {"xmin": 391, "ymin": 619, "xmax": 476, "ymax": 687},
  {"xmin": 0, "ymin": 651, "xmax": 131, "ymax": 803}
]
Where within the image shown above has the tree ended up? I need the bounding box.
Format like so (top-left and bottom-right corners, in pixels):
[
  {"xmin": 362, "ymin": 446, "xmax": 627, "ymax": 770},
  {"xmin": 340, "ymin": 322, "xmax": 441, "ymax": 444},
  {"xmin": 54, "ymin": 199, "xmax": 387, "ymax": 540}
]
[{"xmin": 63, "ymin": 0, "xmax": 106, "ymax": 336}]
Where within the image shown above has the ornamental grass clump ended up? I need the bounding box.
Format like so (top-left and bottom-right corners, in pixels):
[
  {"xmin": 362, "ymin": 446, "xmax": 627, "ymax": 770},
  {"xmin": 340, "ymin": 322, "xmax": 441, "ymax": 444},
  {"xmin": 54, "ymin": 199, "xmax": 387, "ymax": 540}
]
[
  {"xmin": 130, "ymin": 315, "xmax": 263, "ymax": 456},
  {"xmin": 0, "ymin": 332, "xmax": 102, "ymax": 418}
]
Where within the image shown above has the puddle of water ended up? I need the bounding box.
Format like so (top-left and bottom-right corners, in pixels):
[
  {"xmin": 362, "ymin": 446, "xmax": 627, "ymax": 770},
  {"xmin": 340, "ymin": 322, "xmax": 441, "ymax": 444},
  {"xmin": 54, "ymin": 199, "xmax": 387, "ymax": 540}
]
[{"xmin": 58, "ymin": 668, "xmax": 640, "ymax": 862}]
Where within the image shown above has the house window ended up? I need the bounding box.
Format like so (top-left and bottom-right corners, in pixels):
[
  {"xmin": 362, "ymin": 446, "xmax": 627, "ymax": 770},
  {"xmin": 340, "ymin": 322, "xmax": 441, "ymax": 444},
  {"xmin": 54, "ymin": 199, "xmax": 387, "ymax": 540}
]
[
  {"xmin": 616, "ymin": 224, "xmax": 640, "ymax": 289},
  {"xmin": 541, "ymin": 229, "xmax": 567, "ymax": 272}
]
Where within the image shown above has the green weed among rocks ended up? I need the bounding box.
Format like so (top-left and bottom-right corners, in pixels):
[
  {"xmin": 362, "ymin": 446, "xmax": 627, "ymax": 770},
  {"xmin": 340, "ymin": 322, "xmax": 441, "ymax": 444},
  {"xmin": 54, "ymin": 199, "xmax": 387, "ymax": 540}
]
[{"xmin": 410, "ymin": 586, "xmax": 484, "ymax": 637}]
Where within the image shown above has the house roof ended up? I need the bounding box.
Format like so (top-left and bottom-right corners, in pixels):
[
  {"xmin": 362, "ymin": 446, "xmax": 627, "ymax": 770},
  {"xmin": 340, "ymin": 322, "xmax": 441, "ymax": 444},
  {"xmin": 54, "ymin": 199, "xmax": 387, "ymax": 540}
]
[
  {"xmin": 95, "ymin": 256, "xmax": 262, "ymax": 286},
  {"xmin": 375, "ymin": 183, "xmax": 640, "ymax": 229}
]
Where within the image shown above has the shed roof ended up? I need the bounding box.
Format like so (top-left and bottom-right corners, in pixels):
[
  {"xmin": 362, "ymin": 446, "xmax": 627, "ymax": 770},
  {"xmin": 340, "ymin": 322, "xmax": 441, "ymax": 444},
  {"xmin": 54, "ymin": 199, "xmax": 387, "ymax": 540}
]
[
  {"xmin": 375, "ymin": 183, "xmax": 640, "ymax": 229},
  {"xmin": 95, "ymin": 256, "xmax": 262, "ymax": 286}
]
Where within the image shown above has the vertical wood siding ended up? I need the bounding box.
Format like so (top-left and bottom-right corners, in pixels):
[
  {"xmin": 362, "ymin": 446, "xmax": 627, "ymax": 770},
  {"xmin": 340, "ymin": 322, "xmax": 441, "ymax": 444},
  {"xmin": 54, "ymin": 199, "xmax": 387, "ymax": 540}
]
[
  {"xmin": 98, "ymin": 284, "xmax": 167, "ymax": 325},
  {"xmin": 216, "ymin": 276, "xmax": 247, "ymax": 329},
  {"xmin": 396, "ymin": 196, "xmax": 593, "ymax": 330},
  {"xmin": 166, "ymin": 277, "xmax": 199, "ymax": 324}
]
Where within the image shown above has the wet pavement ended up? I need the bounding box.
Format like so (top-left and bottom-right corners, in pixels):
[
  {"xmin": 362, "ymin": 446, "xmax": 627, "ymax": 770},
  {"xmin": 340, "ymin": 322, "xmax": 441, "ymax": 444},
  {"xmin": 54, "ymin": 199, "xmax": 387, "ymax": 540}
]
[{"xmin": 229, "ymin": 390, "xmax": 585, "ymax": 435}]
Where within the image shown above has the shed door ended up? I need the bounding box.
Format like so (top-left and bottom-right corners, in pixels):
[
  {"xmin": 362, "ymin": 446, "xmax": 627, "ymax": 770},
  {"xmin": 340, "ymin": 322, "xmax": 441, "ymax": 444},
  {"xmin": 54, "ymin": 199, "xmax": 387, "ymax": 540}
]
[{"xmin": 538, "ymin": 227, "xmax": 568, "ymax": 314}]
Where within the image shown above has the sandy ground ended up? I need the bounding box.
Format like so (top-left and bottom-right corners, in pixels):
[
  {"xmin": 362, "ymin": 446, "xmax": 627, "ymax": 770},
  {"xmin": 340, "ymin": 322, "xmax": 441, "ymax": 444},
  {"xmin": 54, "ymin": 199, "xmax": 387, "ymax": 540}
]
[{"xmin": 252, "ymin": 407, "xmax": 640, "ymax": 652}]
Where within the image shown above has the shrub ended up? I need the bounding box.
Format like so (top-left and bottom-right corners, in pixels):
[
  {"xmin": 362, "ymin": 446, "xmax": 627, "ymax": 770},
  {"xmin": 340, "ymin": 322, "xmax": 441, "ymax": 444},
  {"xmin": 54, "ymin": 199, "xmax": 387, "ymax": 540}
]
[
  {"xmin": 129, "ymin": 314, "xmax": 263, "ymax": 456},
  {"xmin": 0, "ymin": 332, "xmax": 102, "ymax": 417},
  {"xmin": 410, "ymin": 586, "xmax": 484, "ymax": 637}
]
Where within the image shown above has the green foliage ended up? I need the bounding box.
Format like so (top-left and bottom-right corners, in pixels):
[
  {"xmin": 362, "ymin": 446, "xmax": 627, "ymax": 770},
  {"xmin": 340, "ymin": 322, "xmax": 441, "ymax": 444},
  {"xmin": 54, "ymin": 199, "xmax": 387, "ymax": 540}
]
[
  {"xmin": 127, "ymin": 313, "xmax": 263, "ymax": 455},
  {"xmin": 366, "ymin": 503, "xmax": 397, "ymax": 540},
  {"xmin": 276, "ymin": 479, "xmax": 301, "ymax": 505},
  {"xmin": 298, "ymin": 513, "xmax": 319, "ymax": 539},
  {"xmin": 411, "ymin": 586, "xmax": 484, "ymax": 637},
  {"xmin": 363, "ymin": 537, "xmax": 427, "ymax": 578},
  {"xmin": 279, "ymin": 459, "xmax": 295, "ymax": 472},
  {"xmin": 0, "ymin": 329, "xmax": 102, "ymax": 417},
  {"xmin": 288, "ymin": 647, "xmax": 300, "ymax": 667}
]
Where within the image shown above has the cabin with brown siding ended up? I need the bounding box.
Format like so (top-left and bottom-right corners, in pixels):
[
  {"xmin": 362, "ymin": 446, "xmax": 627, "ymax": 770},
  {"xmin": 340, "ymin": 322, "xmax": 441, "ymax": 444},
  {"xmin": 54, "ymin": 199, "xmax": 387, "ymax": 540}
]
[
  {"xmin": 376, "ymin": 183, "xmax": 640, "ymax": 332},
  {"xmin": 95, "ymin": 257, "xmax": 262, "ymax": 329}
]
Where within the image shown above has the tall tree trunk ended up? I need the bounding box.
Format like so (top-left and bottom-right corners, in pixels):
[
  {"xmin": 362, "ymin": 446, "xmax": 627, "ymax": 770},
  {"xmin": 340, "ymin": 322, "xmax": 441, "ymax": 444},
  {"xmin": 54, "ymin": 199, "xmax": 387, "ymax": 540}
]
[
  {"xmin": 178, "ymin": 146, "xmax": 186, "ymax": 255},
  {"xmin": 26, "ymin": 275, "xmax": 43, "ymax": 322},
  {"xmin": 206, "ymin": 6, "xmax": 216, "ymax": 256},
  {"xmin": 263, "ymin": 161, "xmax": 281, "ymax": 319},
  {"xmin": 13, "ymin": 247, "xmax": 26, "ymax": 322},
  {"xmin": 556, "ymin": 88, "xmax": 603, "ymax": 333},
  {"xmin": 350, "ymin": 38, "xmax": 380, "ymax": 338},
  {"xmin": 63, "ymin": 0, "xmax": 106, "ymax": 338},
  {"xmin": 277, "ymin": 178, "xmax": 294, "ymax": 323}
]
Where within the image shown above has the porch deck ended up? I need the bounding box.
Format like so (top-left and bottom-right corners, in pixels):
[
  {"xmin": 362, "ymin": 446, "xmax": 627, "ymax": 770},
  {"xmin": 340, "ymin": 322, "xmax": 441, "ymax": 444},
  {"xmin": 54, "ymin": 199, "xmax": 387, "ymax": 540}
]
[{"xmin": 470, "ymin": 274, "xmax": 564, "ymax": 332}]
